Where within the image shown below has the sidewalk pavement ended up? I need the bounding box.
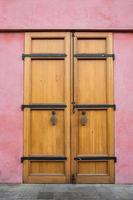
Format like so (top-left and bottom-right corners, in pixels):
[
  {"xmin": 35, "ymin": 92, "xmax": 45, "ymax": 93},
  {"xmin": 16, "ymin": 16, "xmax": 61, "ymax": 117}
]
[{"xmin": 0, "ymin": 184, "xmax": 133, "ymax": 200}]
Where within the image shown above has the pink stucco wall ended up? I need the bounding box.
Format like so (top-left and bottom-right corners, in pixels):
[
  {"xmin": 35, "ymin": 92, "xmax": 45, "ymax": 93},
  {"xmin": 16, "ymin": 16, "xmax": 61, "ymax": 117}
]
[
  {"xmin": 0, "ymin": 0, "xmax": 133, "ymax": 30},
  {"xmin": 0, "ymin": 33, "xmax": 23, "ymax": 183},
  {"xmin": 114, "ymin": 33, "xmax": 133, "ymax": 183}
]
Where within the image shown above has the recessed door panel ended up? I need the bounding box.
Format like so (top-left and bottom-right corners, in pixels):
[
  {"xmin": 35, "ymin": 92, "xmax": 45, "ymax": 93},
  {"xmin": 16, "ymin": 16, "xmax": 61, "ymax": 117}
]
[
  {"xmin": 78, "ymin": 110, "xmax": 107, "ymax": 155},
  {"xmin": 31, "ymin": 60, "xmax": 64, "ymax": 103},
  {"xmin": 77, "ymin": 60, "xmax": 107, "ymax": 104},
  {"xmin": 31, "ymin": 110, "xmax": 65, "ymax": 155},
  {"xmin": 30, "ymin": 161, "xmax": 65, "ymax": 175},
  {"xmin": 32, "ymin": 38, "xmax": 65, "ymax": 53},
  {"xmin": 77, "ymin": 161, "xmax": 108, "ymax": 175},
  {"xmin": 77, "ymin": 38, "xmax": 106, "ymax": 53}
]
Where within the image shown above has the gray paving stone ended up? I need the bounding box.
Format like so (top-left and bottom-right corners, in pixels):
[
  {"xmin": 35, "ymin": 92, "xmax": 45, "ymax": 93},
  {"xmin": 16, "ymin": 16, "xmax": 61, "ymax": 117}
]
[
  {"xmin": 16, "ymin": 191, "xmax": 38, "ymax": 199},
  {"xmin": 0, "ymin": 191, "xmax": 18, "ymax": 199},
  {"xmin": 0, "ymin": 184, "xmax": 133, "ymax": 200},
  {"xmin": 44, "ymin": 184, "xmax": 72, "ymax": 192},
  {"xmin": 37, "ymin": 192, "xmax": 54, "ymax": 199},
  {"xmin": 55, "ymin": 191, "xmax": 99, "ymax": 200},
  {"xmin": 95, "ymin": 185, "xmax": 117, "ymax": 200}
]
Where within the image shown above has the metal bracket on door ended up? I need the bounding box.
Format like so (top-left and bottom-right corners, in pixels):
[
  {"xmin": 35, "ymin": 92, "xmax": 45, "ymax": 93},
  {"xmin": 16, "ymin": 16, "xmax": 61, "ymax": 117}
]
[
  {"xmin": 74, "ymin": 156, "xmax": 117, "ymax": 162},
  {"xmin": 22, "ymin": 53, "xmax": 67, "ymax": 60},
  {"xmin": 74, "ymin": 53, "xmax": 115, "ymax": 60},
  {"xmin": 50, "ymin": 111, "xmax": 57, "ymax": 126},
  {"xmin": 81, "ymin": 111, "xmax": 87, "ymax": 126},
  {"xmin": 21, "ymin": 103, "xmax": 67, "ymax": 110},
  {"xmin": 21, "ymin": 156, "xmax": 67, "ymax": 163},
  {"xmin": 75, "ymin": 104, "xmax": 116, "ymax": 110}
]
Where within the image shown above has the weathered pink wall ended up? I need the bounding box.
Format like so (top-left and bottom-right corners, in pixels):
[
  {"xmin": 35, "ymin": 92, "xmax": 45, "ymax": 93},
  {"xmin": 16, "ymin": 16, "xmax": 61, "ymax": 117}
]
[
  {"xmin": 0, "ymin": 33, "xmax": 24, "ymax": 183},
  {"xmin": 0, "ymin": 0, "xmax": 133, "ymax": 30},
  {"xmin": 114, "ymin": 33, "xmax": 133, "ymax": 183}
]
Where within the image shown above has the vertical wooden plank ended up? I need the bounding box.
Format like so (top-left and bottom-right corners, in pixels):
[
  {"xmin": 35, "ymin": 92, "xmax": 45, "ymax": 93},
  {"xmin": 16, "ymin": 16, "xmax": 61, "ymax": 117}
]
[
  {"xmin": 64, "ymin": 32, "xmax": 71, "ymax": 183},
  {"xmin": 106, "ymin": 33, "xmax": 115, "ymax": 183},
  {"xmin": 106, "ymin": 33, "xmax": 114, "ymax": 104}
]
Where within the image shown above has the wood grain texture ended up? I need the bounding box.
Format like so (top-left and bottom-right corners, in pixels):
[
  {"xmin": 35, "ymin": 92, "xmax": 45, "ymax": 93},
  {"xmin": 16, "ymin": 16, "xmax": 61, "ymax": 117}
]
[
  {"xmin": 31, "ymin": 60, "xmax": 64, "ymax": 103},
  {"xmin": 77, "ymin": 60, "xmax": 107, "ymax": 104},
  {"xmin": 78, "ymin": 110, "xmax": 107, "ymax": 155}
]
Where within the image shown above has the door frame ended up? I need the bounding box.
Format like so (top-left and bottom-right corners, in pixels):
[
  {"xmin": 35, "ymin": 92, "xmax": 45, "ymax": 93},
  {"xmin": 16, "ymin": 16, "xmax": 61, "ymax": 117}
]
[{"xmin": 22, "ymin": 31, "xmax": 116, "ymax": 183}]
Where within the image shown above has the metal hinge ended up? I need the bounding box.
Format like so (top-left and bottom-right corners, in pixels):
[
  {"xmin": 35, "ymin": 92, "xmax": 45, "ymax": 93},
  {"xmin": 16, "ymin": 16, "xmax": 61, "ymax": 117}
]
[
  {"xmin": 74, "ymin": 53, "xmax": 115, "ymax": 60},
  {"xmin": 74, "ymin": 156, "xmax": 117, "ymax": 162},
  {"xmin": 21, "ymin": 156, "xmax": 67, "ymax": 163},
  {"xmin": 72, "ymin": 32, "xmax": 75, "ymax": 37},
  {"xmin": 22, "ymin": 53, "xmax": 67, "ymax": 60},
  {"xmin": 71, "ymin": 33, "xmax": 114, "ymax": 60},
  {"xmin": 21, "ymin": 103, "xmax": 67, "ymax": 111}
]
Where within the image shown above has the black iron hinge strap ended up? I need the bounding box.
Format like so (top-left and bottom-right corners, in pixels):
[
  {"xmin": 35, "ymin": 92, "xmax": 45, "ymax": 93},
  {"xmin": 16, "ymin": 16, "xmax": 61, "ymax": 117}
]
[
  {"xmin": 74, "ymin": 53, "xmax": 115, "ymax": 60},
  {"xmin": 74, "ymin": 156, "xmax": 117, "ymax": 162},
  {"xmin": 75, "ymin": 104, "xmax": 116, "ymax": 110},
  {"xmin": 21, "ymin": 104, "xmax": 67, "ymax": 110},
  {"xmin": 21, "ymin": 156, "xmax": 67, "ymax": 163},
  {"xmin": 22, "ymin": 53, "xmax": 67, "ymax": 60}
]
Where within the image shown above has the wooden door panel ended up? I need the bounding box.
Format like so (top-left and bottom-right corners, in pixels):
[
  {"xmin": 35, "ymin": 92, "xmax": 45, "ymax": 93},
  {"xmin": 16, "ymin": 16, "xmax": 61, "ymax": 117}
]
[
  {"xmin": 31, "ymin": 110, "xmax": 65, "ymax": 155},
  {"xmin": 77, "ymin": 161, "xmax": 108, "ymax": 175},
  {"xmin": 23, "ymin": 32, "xmax": 70, "ymax": 183},
  {"xmin": 32, "ymin": 38, "xmax": 65, "ymax": 53},
  {"xmin": 72, "ymin": 32, "xmax": 115, "ymax": 183},
  {"xmin": 30, "ymin": 161, "xmax": 65, "ymax": 175},
  {"xmin": 77, "ymin": 60, "xmax": 107, "ymax": 104},
  {"xmin": 31, "ymin": 60, "xmax": 64, "ymax": 103},
  {"xmin": 77, "ymin": 38, "xmax": 106, "ymax": 53},
  {"xmin": 78, "ymin": 110, "xmax": 107, "ymax": 155},
  {"xmin": 76, "ymin": 160, "xmax": 114, "ymax": 183}
]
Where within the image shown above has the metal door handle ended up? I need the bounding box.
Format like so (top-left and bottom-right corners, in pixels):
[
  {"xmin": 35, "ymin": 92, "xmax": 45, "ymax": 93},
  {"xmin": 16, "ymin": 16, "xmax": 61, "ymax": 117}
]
[
  {"xmin": 50, "ymin": 111, "xmax": 57, "ymax": 126},
  {"xmin": 81, "ymin": 111, "xmax": 87, "ymax": 126}
]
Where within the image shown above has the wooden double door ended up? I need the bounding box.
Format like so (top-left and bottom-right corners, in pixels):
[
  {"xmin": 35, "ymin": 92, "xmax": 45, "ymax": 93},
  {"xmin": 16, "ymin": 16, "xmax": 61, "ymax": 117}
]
[{"xmin": 22, "ymin": 32, "xmax": 115, "ymax": 183}]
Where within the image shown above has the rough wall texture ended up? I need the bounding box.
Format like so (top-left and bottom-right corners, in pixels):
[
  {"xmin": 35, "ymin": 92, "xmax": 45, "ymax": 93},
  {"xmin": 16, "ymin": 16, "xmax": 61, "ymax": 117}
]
[
  {"xmin": 0, "ymin": 0, "xmax": 133, "ymax": 30},
  {"xmin": 114, "ymin": 33, "xmax": 133, "ymax": 183},
  {"xmin": 0, "ymin": 33, "xmax": 23, "ymax": 183}
]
